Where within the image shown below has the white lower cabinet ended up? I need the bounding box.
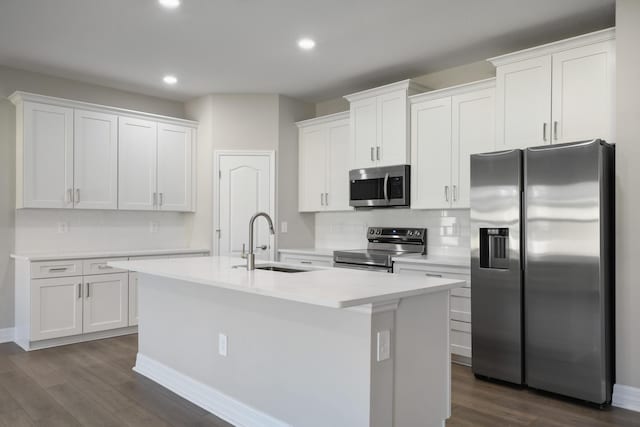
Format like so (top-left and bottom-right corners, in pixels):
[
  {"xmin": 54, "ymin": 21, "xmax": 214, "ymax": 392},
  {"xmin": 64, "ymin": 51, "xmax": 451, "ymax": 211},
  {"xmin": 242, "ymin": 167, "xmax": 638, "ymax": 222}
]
[
  {"xmin": 30, "ymin": 277, "xmax": 83, "ymax": 341},
  {"xmin": 393, "ymin": 262, "xmax": 471, "ymax": 362},
  {"xmin": 83, "ymin": 273, "xmax": 129, "ymax": 333}
]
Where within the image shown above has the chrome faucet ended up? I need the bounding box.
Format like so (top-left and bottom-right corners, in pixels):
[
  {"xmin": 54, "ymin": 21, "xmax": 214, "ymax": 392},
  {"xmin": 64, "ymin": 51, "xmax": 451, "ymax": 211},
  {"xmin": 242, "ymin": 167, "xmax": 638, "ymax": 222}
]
[{"xmin": 247, "ymin": 212, "xmax": 275, "ymax": 270}]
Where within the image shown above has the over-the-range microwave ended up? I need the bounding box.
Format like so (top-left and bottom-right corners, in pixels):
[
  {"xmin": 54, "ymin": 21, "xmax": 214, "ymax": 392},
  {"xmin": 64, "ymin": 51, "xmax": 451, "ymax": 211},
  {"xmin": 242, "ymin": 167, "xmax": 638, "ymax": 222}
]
[{"xmin": 349, "ymin": 165, "xmax": 410, "ymax": 208}]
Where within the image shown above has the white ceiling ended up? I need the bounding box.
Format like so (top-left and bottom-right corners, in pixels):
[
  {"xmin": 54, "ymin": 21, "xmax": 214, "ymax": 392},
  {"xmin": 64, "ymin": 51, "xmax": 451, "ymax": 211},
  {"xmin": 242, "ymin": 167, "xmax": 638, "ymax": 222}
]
[{"xmin": 0, "ymin": 0, "xmax": 614, "ymax": 102}]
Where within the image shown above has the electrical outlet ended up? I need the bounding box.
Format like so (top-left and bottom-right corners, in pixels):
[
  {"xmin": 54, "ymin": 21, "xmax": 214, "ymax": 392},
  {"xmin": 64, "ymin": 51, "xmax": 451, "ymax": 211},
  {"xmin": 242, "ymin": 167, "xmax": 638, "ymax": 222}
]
[
  {"xmin": 377, "ymin": 330, "xmax": 391, "ymax": 362},
  {"xmin": 281, "ymin": 221, "xmax": 288, "ymax": 233},
  {"xmin": 149, "ymin": 222, "xmax": 159, "ymax": 233},
  {"xmin": 57, "ymin": 222, "xmax": 68, "ymax": 233},
  {"xmin": 218, "ymin": 333, "xmax": 228, "ymax": 357}
]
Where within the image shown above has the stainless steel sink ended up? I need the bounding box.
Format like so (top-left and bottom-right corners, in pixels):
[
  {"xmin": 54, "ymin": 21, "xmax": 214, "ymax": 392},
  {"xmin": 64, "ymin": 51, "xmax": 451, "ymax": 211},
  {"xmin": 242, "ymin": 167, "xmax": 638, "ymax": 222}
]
[{"xmin": 254, "ymin": 265, "xmax": 308, "ymax": 273}]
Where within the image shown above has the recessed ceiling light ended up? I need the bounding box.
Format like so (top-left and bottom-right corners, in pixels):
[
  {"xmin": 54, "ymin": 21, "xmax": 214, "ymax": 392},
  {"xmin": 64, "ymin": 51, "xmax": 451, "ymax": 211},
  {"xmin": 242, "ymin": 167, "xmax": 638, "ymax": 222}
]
[
  {"xmin": 297, "ymin": 38, "xmax": 316, "ymax": 50},
  {"xmin": 158, "ymin": 0, "xmax": 181, "ymax": 9},
  {"xmin": 163, "ymin": 75, "xmax": 178, "ymax": 85}
]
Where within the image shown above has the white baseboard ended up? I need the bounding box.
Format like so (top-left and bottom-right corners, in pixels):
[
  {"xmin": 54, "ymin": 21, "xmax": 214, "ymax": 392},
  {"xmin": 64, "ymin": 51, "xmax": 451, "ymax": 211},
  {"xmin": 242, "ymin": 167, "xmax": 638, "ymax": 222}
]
[
  {"xmin": 0, "ymin": 328, "xmax": 15, "ymax": 344},
  {"xmin": 133, "ymin": 353, "xmax": 290, "ymax": 427},
  {"xmin": 613, "ymin": 384, "xmax": 640, "ymax": 413}
]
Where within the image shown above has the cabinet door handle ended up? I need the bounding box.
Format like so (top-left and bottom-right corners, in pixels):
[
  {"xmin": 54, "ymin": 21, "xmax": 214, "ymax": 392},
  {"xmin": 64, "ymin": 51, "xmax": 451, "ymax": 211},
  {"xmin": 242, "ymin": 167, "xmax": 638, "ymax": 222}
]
[
  {"xmin": 543, "ymin": 123, "xmax": 547, "ymax": 142},
  {"xmin": 78, "ymin": 283, "xmax": 82, "ymax": 299},
  {"xmin": 153, "ymin": 193, "xmax": 157, "ymax": 206},
  {"xmin": 65, "ymin": 189, "xmax": 72, "ymax": 204},
  {"xmin": 159, "ymin": 193, "xmax": 164, "ymax": 207},
  {"xmin": 370, "ymin": 147, "xmax": 374, "ymax": 161},
  {"xmin": 320, "ymin": 193, "xmax": 324, "ymax": 206},
  {"xmin": 426, "ymin": 273, "xmax": 443, "ymax": 278},
  {"xmin": 553, "ymin": 121, "xmax": 559, "ymax": 141},
  {"xmin": 376, "ymin": 146, "xmax": 380, "ymax": 161},
  {"xmin": 325, "ymin": 192, "xmax": 329, "ymax": 206},
  {"xmin": 75, "ymin": 189, "xmax": 80, "ymax": 204},
  {"xmin": 86, "ymin": 283, "xmax": 90, "ymax": 298},
  {"xmin": 453, "ymin": 185, "xmax": 457, "ymax": 202},
  {"xmin": 444, "ymin": 186, "xmax": 449, "ymax": 202}
]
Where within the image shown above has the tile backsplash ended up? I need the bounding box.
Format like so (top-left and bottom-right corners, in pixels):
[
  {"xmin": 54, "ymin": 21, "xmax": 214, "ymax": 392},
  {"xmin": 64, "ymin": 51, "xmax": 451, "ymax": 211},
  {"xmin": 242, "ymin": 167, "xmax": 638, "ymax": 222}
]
[{"xmin": 314, "ymin": 208, "xmax": 470, "ymax": 257}]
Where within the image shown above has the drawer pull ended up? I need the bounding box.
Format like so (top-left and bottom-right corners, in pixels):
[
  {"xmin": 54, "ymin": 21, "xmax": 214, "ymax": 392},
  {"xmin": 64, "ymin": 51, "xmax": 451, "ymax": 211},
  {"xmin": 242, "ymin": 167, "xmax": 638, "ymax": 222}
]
[
  {"xmin": 49, "ymin": 267, "xmax": 68, "ymax": 272},
  {"xmin": 425, "ymin": 273, "xmax": 443, "ymax": 278},
  {"xmin": 300, "ymin": 261, "xmax": 312, "ymax": 265},
  {"xmin": 97, "ymin": 264, "xmax": 112, "ymax": 270}
]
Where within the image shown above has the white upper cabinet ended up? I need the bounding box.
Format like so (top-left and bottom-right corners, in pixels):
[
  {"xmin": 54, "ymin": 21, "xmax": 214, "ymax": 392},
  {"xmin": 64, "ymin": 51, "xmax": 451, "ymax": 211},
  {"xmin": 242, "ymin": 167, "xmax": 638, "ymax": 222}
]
[
  {"xmin": 410, "ymin": 79, "xmax": 496, "ymax": 209},
  {"xmin": 10, "ymin": 92, "xmax": 198, "ymax": 212},
  {"xmin": 345, "ymin": 80, "xmax": 428, "ymax": 169},
  {"xmin": 118, "ymin": 116, "xmax": 158, "ymax": 211},
  {"xmin": 490, "ymin": 28, "xmax": 615, "ymax": 149},
  {"xmin": 551, "ymin": 40, "xmax": 616, "ymax": 144},
  {"xmin": 74, "ymin": 109, "xmax": 118, "ymax": 209},
  {"xmin": 495, "ymin": 56, "xmax": 552, "ymax": 149},
  {"xmin": 451, "ymin": 87, "xmax": 496, "ymax": 208},
  {"xmin": 297, "ymin": 112, "xmax": 352, "ymax": 212},
  {"xmin": 411, "ymin": 97, "xmax": 452, "ymax": 210},
  {"xmin": 157, "ymin": 123, "xmax": 195, "ymax": 211},
  {"xmin": 18, "ymin": 101, "xmax": 74, "ymax": 209}
]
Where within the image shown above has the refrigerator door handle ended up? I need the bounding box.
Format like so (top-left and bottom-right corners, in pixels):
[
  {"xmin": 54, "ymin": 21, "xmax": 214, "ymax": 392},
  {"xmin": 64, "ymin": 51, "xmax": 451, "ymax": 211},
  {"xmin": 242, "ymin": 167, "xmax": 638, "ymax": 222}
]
[{"xmin": 522, "ymin": 190, "xmax": 527, "ymax": 272}]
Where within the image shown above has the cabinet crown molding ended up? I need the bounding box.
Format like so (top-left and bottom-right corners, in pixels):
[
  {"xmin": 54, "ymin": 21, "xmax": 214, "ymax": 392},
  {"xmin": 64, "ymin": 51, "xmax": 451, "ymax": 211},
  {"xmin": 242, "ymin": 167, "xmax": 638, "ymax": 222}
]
[
  {"xmin": 296, "ymin": 111, "xmax": 349, "ymax": 128},
  {"xmin": 8, "ymin": 91, "xmax": 198, "ymax": 127},
  {"xmin": 344, "ymin": 79, "xmax": 429, "ymax": 102},
  {"xmin": 488, "ymin": 27, "xmax": 615, "ymax": 67},
  {"xmin": 409, "ymin": 78, "xmax": 496, "ymax": 104}
]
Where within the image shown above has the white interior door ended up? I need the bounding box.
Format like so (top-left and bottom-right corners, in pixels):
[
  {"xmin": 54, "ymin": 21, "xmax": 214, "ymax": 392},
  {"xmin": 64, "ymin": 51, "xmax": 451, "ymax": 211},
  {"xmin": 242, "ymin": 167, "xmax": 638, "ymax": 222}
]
[
  {"xmin": 22, "ymin": 102, "xmax": 74, "ymax": 208},
  {"xmin": 83, "ymin": 273, "xmax": 128, "ymax": 333},
  {"xmin": 217, "ymin": 152, "xmax": 274, "ymax": 261},
  {"xmin": 157, "ymin": 123, "xmax": 194, "ymax": 211},
  {"xmin": 74, "ymin": 109, "xmax": 118, "ymax": 209},
  {"xmin": 551, "ymin": 41, "xmax": 616, "ymax": 144},
  {"xmin": 118, "ymin": 116, "xmax": 157, "ymax": 211}
]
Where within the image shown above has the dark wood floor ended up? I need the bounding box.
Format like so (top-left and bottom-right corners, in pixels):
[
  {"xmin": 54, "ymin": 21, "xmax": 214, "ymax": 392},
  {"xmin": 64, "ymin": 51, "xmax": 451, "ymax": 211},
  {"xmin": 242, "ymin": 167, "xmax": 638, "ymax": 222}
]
[{"xmin": 0, "ymin": 336, "xmax": 638, "ymax": 427}]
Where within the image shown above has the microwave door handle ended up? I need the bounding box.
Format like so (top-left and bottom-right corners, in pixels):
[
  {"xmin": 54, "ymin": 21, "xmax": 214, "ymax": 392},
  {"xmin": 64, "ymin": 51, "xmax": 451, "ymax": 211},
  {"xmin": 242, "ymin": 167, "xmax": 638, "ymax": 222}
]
[{"xmin": 383, "ymin": 173, "xmax": 389, "ymax": 202}]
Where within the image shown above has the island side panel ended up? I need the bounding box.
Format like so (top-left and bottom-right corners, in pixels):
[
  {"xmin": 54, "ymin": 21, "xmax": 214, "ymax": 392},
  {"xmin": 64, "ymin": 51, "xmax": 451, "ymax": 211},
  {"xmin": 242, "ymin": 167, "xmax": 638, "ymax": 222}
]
[
  {"xmin": 135, "ymin": 273, "xmax": 375, "ymax": 427},
  {"xmin": 393, "ymin": 291, "xmax": 451, "ymax": 427}
]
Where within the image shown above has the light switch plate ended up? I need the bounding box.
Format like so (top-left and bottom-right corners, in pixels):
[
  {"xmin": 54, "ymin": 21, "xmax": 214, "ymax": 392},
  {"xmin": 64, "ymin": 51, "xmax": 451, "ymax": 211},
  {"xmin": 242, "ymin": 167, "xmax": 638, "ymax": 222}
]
[
  {"xmin": 149, "ymin": 222, "xmax": 159, "ymax": 233},
  {"xmin": 218, "ymin": 333, "xmax": 228, "ymax": 357},
  {"xmin": 281, "ymin": 221, "xmax": 288, "ymax": 233},
  {"xmin": 57, "ymin": 222, "xmax": 68, "ymax": 233},
  {"xmin": 377, "ymin": 330, "xmax": 391, "ymax": 362}
]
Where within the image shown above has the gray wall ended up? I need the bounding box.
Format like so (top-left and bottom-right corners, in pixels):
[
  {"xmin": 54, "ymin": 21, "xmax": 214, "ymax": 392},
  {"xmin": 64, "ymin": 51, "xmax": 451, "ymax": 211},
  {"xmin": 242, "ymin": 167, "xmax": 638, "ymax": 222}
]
[
  {"xmin": 615, "ymin": 0, "xmax": 640, "ymax": 390},
  {"xmin": 184, "ymin": 94, "xmax": 314, "ymax": 254},
  {"xmin": 0, "ymin": 65, "xmax": 186, "ymax": 330},
  {"xmin": 314, "ymin": 60, "xmax": 496, "ymax": 116}
]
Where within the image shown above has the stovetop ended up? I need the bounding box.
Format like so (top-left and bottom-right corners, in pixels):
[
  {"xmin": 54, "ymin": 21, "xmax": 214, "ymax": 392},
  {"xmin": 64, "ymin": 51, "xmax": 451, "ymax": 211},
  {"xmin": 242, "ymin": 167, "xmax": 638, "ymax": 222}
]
[{"xmin": 333, "ymin": 227, "xmax": 427, "ymax": 268}]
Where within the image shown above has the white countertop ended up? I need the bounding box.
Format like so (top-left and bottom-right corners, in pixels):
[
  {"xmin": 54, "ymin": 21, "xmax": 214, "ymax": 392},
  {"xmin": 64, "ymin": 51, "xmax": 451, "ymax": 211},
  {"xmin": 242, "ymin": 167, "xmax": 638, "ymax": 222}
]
[
  {"xmin": 278, "ymin": 248, "xmax": 336, "ymax": 257},
  {"xmin": 109, "ymin": 256, "xmax": 465, "ymax": 309},
  {"xmin": 10, "ymin": 248, "xmax": 210, "ymax": 262},
  {"xmin": 392, "ymin": 254, "xmax": 470, "ymax": 268}
]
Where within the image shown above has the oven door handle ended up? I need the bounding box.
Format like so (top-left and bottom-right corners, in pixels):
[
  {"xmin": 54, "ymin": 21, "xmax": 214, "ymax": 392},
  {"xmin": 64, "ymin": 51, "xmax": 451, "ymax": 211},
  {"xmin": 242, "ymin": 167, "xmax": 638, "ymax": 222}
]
[{"xmin": 383, "ymin": 172, "xmax": 390, "ymax": 203}]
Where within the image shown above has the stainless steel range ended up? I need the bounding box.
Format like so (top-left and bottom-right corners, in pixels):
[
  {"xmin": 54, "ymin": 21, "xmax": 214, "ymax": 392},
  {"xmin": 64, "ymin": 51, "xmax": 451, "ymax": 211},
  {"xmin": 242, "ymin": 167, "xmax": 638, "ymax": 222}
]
[{"xmin": 333, "ymin": 227, "xmax": 427, "ymax": 273}]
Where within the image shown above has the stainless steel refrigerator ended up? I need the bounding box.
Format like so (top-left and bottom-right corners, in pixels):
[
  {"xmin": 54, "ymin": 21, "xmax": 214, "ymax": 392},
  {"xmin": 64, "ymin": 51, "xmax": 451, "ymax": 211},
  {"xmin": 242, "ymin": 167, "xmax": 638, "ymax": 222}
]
[{"xmin": 470, "ymin": 139, "xmax": 614, "ymax": 405}]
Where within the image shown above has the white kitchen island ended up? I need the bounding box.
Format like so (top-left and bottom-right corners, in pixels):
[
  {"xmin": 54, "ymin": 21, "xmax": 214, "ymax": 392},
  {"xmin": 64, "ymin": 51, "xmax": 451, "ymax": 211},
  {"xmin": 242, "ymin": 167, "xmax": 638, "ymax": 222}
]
[{"xmin": 109, "ymin": 256, "xmax": 466, "ymax": 427}]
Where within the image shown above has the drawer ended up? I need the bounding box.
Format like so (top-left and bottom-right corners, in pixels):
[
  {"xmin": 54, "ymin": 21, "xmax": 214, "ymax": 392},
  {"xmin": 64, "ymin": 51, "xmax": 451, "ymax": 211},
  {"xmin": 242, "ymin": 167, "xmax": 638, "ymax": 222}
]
[
  {"xmin": 450, "ymin": 295, "xmax": 471, "ymax": 323},
  {"xmin": 83, "ymin": 258, "xmax": 128, "ymax": 275},
  {"xmin": 31, "ymin": 260, "xmax": 83, "ymax": 279},
  {"xmin": 451, "ymin": 320, "xmax": 471, "ymax": 333},
  {"xmin": 279, "ymin": 254, "xmax": 333, "ymax": 267}
]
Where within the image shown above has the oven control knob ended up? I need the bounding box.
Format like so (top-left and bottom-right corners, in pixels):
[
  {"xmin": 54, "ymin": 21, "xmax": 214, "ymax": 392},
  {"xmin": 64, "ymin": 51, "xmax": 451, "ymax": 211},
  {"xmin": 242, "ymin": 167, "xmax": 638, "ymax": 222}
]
[
  {"xmin": 407, "ymin": 230, "xmax": 413, "ymax": 236},
  {"xmin": 369, "ymin": 229, "xmax": 374, "ymax": 234},
  {"xmin": 376, "ymin": 229, "xmax": 381, "ymax": 235}
]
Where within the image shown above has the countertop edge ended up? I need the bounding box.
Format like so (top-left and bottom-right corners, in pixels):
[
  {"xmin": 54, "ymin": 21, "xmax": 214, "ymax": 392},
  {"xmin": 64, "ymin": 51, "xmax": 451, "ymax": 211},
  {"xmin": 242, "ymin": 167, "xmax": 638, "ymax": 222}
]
[{"xmin": 10, "ymin": 248, "xmax": 210, "ymax": 262}]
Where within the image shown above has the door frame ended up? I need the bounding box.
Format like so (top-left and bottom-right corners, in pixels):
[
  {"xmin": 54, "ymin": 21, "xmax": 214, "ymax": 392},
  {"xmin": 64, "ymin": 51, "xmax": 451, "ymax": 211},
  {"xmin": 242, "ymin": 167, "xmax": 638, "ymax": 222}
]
[{"xmin": 213, "ymin": 150, "xmax": 277, "ymax": 260}]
